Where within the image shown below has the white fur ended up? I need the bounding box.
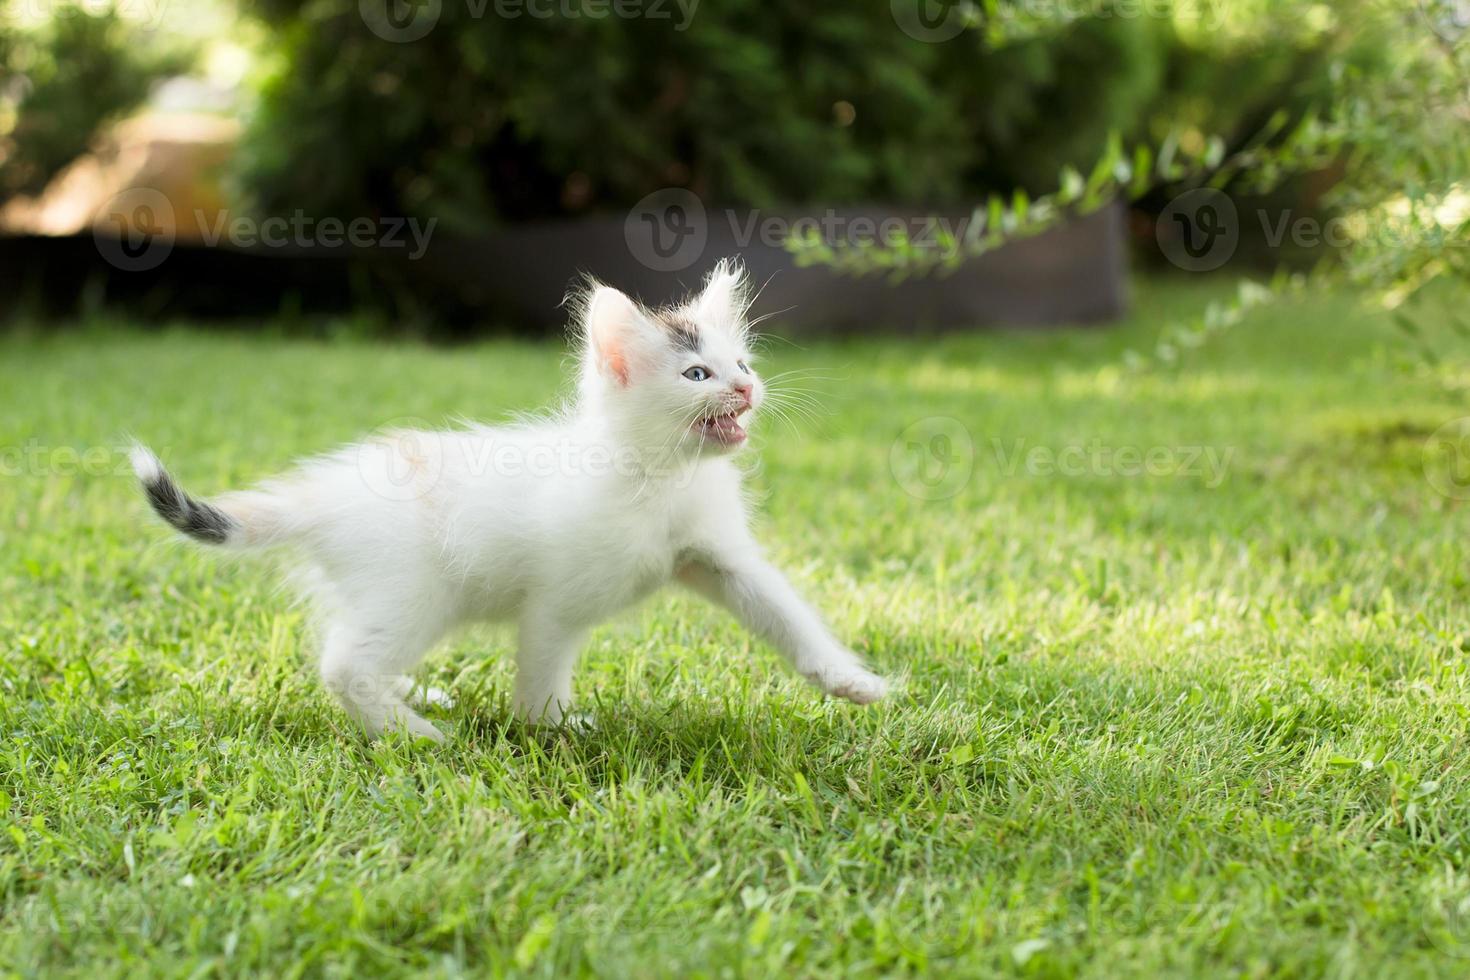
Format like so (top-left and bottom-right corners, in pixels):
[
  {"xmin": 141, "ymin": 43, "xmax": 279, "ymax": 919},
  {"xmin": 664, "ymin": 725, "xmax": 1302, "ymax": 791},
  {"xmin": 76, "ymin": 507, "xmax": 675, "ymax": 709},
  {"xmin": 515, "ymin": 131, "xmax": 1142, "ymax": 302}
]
[
  {"xmin": 129, "ymin": 445, "xmax": 163, "ymax": 484},
  {"xmin": 139, "ymin": 261, "xmax": 887, "ymax": 741}
]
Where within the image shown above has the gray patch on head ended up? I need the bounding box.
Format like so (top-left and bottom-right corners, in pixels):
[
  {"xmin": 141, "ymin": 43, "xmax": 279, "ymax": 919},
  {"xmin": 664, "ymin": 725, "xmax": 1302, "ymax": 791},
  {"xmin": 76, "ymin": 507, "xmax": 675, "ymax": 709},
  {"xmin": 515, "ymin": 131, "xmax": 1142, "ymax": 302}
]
[{"xmin": 659, "ymin": 314, "xmax": 701, "ymax": 353}]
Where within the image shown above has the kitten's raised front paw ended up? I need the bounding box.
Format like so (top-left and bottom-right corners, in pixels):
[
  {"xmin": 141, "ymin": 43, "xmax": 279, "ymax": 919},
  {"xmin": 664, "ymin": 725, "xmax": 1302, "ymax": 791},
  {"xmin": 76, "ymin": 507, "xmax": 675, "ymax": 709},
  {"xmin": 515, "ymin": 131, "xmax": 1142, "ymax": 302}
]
[{"xmin": 824, "ymin": 669, "xmax": 889, "ymax": 705}]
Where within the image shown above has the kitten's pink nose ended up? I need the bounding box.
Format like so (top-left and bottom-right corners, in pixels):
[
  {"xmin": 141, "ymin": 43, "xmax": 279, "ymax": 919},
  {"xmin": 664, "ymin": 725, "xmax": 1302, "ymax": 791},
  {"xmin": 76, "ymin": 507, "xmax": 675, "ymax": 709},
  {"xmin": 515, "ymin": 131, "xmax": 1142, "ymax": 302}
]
[{"xmin": 731, "ymin": 383, "xmax": 753, "ymax": 409}]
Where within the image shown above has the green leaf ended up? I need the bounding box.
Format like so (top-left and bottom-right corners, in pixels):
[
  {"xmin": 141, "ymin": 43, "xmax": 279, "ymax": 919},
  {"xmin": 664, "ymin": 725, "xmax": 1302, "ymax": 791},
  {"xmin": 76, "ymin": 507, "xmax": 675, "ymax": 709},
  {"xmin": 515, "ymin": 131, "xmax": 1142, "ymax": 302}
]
[
  {"xmin": 1129, "ymin": 144, "xmax": 1154, "ymax": 197},
  {"xmin": 1058, "ymin": 166, "xmax": 1085, "ymax": 204}
]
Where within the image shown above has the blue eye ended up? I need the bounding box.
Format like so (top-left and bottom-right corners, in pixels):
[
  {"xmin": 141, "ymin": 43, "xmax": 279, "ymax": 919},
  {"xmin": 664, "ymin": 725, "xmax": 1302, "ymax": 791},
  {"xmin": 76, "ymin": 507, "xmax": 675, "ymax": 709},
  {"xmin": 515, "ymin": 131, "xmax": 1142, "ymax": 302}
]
[
  {"xmin": 737, "ymin": 360, "xmax": 750, "ymax": 374},
  {"xmin": 683, "ymin": 366, "xmax": 712, "ymax": 381}
]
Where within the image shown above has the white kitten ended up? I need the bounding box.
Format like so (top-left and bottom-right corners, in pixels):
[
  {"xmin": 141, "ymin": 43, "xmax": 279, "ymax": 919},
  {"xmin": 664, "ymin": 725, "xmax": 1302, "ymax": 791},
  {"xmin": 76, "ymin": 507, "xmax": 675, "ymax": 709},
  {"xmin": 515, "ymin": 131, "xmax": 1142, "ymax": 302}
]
[{"xmin": 132, "ymin": 261, "xmax": 888, "ymax": 742}]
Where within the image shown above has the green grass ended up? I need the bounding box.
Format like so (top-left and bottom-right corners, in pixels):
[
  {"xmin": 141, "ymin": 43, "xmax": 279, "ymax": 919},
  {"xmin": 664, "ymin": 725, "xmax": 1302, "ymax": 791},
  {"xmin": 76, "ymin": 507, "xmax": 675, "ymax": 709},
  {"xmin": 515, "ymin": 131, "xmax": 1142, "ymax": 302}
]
[{"xmin": 3, "ymin": 279, "xmax": 1470, "ymax": 977}]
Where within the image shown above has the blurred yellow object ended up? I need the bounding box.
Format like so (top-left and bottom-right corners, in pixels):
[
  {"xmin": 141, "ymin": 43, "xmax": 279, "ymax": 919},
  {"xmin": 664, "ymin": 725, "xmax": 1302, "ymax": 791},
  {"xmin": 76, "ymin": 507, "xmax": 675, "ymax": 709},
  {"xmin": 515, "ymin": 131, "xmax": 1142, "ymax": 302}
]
[{"xmin": 1, "ymin": 112, "xmax": 239, "ymax": 242}]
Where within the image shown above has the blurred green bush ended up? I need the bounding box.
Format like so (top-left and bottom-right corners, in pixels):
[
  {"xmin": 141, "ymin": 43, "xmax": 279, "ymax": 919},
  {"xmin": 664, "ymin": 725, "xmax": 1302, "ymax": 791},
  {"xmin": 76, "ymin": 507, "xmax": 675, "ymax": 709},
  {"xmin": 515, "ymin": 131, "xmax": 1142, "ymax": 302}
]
[
  {"xmin": 237, "ymin": 1, "xmax": 1360, "ymax": 233},
  {"xmin": 0, "ymin": 6, "xmax": 188, "ymax": 198},
  {"xmin": 0, "ymin": 1, "xmax": 1390, "ymax": 242}
]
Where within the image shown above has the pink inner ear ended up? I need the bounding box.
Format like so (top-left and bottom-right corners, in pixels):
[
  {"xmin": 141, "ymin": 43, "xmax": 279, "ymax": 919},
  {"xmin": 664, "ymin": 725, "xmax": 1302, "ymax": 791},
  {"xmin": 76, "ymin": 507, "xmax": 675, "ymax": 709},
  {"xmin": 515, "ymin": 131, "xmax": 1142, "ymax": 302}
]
[
  {"xmin": 605, "ymin": 348, "xmax": 630, "ymax": 386},
  {"xmin": 587, "ymin": 286, "xmax": 644, "ymax": 386}
]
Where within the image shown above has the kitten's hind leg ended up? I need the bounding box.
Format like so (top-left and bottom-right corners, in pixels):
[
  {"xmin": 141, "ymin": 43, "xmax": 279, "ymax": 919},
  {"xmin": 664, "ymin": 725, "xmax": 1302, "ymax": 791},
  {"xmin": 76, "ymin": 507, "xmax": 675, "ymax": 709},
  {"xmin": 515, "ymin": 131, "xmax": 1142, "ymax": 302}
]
[
  {"xmin": 513, "ymin": 612, "xmax": 589, "ymax": 726},
  {"xmin": 319, "ymin": 620, "xmax": 445, "ymax": 743}
]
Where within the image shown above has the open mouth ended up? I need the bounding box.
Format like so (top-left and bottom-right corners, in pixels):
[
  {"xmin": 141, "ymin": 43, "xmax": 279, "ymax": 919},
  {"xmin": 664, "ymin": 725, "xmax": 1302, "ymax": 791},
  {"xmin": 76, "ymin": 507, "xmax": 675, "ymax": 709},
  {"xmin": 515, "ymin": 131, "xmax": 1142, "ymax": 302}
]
[{"xmin": 694, "ymin": 410, "xmax": 748, "ymax": 446}]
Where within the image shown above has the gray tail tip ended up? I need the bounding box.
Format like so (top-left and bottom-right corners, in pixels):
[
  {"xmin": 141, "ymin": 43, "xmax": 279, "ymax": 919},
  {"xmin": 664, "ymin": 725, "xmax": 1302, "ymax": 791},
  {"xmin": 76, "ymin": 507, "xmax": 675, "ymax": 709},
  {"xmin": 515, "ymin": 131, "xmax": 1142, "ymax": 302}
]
[{"xmin": 131, "ymin": 445, "xmax": 238, "ymax": 545}]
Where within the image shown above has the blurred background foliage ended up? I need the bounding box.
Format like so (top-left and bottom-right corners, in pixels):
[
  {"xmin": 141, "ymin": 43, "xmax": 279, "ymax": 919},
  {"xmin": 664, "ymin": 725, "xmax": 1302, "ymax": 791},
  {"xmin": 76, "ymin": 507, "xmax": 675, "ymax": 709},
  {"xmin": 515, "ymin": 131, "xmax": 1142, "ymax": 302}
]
[
  {"xmin": 0, "ymin": 5, "xmax": 190, "ymax": 198},
  {"xmin": 0, "ymin": 1, "xmax": 1375, "ymax": 224},
  {"xmin": 0, "ymin": 0, "xmax": 1464, "ymax": 337},
  {"xmin": 234, "ymin": 0, "xmax": 1368, "ymax": 230}
]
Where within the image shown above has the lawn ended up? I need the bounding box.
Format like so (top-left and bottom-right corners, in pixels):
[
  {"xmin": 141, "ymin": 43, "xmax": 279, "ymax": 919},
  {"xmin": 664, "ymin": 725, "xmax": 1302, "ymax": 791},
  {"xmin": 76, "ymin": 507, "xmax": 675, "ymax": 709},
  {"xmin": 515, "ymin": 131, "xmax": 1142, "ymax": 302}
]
[{"xmin": 2, "ymin": 279, "xmax": 1468, "ymax": 977}]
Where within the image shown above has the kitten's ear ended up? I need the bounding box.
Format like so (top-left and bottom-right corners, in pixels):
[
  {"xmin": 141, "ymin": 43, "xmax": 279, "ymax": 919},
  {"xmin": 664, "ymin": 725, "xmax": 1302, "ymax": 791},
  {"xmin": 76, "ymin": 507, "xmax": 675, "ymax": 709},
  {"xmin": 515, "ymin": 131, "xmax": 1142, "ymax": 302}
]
[
  {"xmin": 693, "ymin": 259, "xmax": 749, "ymax": 331},
  {"xmin": 584, "ymin": 285, "xmax": 656, "ymax": 385}
]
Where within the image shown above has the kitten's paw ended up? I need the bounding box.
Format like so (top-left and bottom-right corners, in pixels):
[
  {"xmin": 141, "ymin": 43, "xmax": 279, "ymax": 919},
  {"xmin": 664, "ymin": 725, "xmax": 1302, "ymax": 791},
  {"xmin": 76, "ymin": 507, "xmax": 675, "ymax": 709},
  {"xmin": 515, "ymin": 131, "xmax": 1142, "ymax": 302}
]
[
  {"xmin": 521, "ymin": 710, "xmax": 596, "ymax": 735},
  {"xmin": 824, "ymin": 669, "xmax": 889, "ymax": 706},
  {"xmin": 555, "ymin": 711, "xmax": 597, "ymax": 734},
  {"xmin": 413, "ymin": 686, "xmax": 455, "ymax": 710},
  {"xmin": 379, "ymin": 709, "xmax": 446, "ymax": 744},
  {"xmin": 405, "ymin": 720, "xmax": 446, "ymax": 744}
]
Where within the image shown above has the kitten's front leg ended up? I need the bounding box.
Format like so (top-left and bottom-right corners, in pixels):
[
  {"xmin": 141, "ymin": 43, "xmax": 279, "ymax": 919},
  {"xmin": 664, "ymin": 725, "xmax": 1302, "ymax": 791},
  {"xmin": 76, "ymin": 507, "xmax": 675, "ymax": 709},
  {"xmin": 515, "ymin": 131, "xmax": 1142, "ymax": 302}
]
[
  {"xmin": 514, "ymin": 612, "xmax": 589, "ymax": 726},
  {"xmin": 678, "ymin": 556, "xmax": 887, "ymax": 704}
]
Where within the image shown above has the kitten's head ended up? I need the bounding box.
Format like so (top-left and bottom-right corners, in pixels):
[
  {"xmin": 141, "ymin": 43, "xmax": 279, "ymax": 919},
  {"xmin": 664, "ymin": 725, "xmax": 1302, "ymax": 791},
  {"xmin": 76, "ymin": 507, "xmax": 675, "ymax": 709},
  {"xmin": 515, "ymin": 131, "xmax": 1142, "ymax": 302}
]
[{"xmin": 575, "ymin": 260, "xmax": 763, "ymax": 458}]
